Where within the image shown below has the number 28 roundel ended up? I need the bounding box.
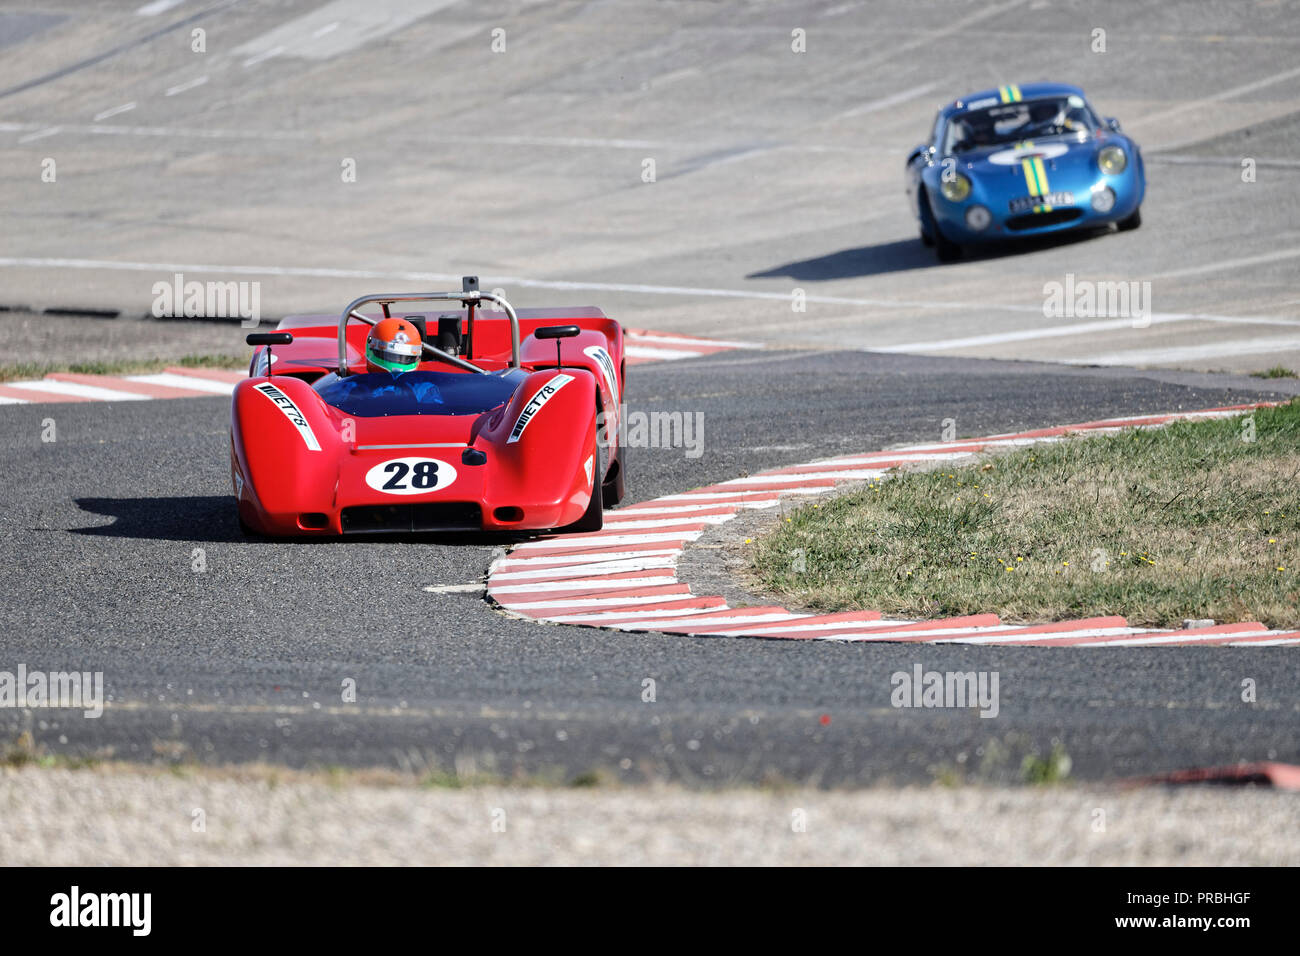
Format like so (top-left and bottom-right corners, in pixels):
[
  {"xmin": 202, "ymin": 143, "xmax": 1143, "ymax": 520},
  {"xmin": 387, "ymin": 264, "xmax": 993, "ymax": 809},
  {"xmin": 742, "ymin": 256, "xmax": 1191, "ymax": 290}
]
[{"xmin": 364, "ymin": 457, "xmax": 458, "ymax": 496}]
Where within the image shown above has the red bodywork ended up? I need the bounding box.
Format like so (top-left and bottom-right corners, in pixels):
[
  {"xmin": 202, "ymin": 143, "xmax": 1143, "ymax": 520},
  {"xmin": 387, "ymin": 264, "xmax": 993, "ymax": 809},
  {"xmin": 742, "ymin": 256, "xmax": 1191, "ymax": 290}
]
[{"xmin": 230, "ymin": 305, "xmax": 625, "ymax": 535}]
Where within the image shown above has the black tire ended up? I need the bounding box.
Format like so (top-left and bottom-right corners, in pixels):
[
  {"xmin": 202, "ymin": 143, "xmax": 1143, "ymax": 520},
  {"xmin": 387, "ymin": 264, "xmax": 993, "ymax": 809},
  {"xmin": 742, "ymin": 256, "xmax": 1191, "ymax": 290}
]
[
  {"xmin": 919, "ymin": 187, "xmax": 961, "ymax": 261},
  {"xmin": 602, "ymin": 442, "xmax": 625, "ymax": 507},
  {"xmin": 1117, "ymin": 206, "xmax": 1142, "ymax": 231},
  {"xmin": 934, "ymin": 230, "xmax": 962, "ymax": 262},
  {"xmin": 560, "ymin": 418, "xmax": 606, "ymax": 534}
]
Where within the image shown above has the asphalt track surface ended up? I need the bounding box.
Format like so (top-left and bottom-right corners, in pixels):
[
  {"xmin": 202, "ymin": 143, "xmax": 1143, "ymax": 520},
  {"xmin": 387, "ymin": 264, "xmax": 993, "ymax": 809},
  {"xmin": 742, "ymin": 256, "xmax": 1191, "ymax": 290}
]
[
  {"xmin": 1, "ymin": 1, "xmax": 1299, "ymax": 372},
  {"xmin": 2, "ymin": 350, "xmax": 1297, "ymax": 786},
  {"xmin": 1, "ymin": 1, "xmax": 1299, "ymax": 791}
]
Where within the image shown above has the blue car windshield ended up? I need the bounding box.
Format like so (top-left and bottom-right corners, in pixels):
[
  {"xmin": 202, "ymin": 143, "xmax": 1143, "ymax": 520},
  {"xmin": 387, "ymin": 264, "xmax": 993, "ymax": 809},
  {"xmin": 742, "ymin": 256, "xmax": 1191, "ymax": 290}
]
[
  {"xmin": 316, "ymin": 370, "xmax": 518, "ymax": 417},
  {"xmin": 946, "ymin": 96, "xmax": 1099, "ymax": 153}
]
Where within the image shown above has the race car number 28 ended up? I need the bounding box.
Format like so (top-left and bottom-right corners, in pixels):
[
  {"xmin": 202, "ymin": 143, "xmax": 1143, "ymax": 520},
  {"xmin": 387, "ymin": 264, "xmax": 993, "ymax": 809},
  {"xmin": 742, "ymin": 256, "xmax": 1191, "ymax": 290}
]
[{"xmin": 364, "ymin": 457, "xmax": 457, "ymax": 496}]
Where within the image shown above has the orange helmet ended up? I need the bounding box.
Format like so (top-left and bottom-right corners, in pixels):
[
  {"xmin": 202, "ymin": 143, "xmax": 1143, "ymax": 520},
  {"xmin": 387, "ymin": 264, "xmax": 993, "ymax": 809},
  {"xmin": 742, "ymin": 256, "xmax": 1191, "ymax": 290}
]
[{"xmin": 365, "ymin": 317, "xmax": 422, "ymax": 375}]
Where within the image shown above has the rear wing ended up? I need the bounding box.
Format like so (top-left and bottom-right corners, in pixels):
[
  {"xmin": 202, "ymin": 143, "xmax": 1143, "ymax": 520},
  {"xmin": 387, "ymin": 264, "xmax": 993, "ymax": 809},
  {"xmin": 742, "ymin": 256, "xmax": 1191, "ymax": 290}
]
[{"xmin": 338, "ymin": 276, "xmax": 520, "ymax": 376}]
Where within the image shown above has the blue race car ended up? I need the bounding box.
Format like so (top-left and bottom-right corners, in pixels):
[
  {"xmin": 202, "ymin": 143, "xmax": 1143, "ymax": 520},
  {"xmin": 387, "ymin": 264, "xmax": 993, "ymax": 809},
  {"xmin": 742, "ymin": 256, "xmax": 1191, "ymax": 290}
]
[{"xmin": 905, "ymin": 82, "xmax": 1144, "ymax": 261}]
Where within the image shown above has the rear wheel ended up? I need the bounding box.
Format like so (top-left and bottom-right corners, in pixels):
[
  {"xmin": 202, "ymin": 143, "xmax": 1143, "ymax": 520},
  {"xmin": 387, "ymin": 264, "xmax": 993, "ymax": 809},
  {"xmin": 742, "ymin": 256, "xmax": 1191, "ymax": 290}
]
[{"xmin": 1117, "ymin": 205, "xmax": 1142, "ymax": 231}]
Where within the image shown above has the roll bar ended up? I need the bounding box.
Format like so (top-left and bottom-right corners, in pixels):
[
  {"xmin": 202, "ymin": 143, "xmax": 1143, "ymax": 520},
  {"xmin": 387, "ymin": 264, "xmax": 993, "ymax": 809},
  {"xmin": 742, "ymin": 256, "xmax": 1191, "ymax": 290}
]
[{"xmin": 337, "ymin": 281, "xmax": 520, "ymax": 376}]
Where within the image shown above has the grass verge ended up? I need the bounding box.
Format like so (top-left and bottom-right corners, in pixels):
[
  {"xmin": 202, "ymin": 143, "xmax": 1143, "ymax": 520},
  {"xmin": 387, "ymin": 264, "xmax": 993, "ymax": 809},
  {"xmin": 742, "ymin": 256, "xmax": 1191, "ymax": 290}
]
[
  {"xmin": 751, "ymin": 402, "xmax": 1299, "ymax": 629},
  {"xmin": 0, "ymin": 353, "xmax": 246, "ymax": 383},
  {"xmin": 1251, "ymin": 366, "xmax": 1298, "ymax": 380}
]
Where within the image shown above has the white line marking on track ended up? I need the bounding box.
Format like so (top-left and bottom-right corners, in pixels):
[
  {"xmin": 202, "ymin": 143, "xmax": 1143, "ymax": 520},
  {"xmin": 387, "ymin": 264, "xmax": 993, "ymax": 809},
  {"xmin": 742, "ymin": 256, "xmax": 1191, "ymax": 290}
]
[
  {"xmin": 488, "ymin": 577, "xmax": 678, "ymax": 595},
  {"xmin": 5, "ymin": 379, "xmax": 151, "ymax": 401},
  {"xmin": 1150, "ymin": 246, "xmax": 1300, "ymax": 281},
  {"xmin": 834, "ymin": 82, "xmax": 938, "ymax": 120},
  {"xmin": 165, "ymin": 76, "xmax": 208, "ymax": 96},
  {"xmin": 124, "ymin": 372, "xmax": 235, "ymax": 394},
  {"xmin": 1, "ymin": 258, "xmax": 1295, "ymax": 335},
  {"xmin": 1134, "ymin": 64, "xmax": 1300, "ymax": 126},
  {"xmin": 624, "ymin": 345, "xmax": 703, "ymax": 361},
  {"xmin": 93, "ymin": 103, "xmax": 136, "ymax": 121},
  {"xmin": 137, "ymin": 0, "xmax": 187, "ymax": 14},
  {"xmin": 17, "ymin": 126, "xmax": 60, "ymax": 143},
  {"xmin": 1, "ymin": 123, "xmax": 305, "ymax": 142},
  {"xmin": 497, "ymin": 594, "xmax": 701, "ymax": 611},
  {"xmin": 242, "ymin": 45, "xmax": 285, "ymax": 67},
  {"xmin": 626, "ymin": 333, "xmax": 755, "ymax": 349},
  {"xmin": 1066, "ymin": 334, "xmax": 1300, "ymax": 367}
]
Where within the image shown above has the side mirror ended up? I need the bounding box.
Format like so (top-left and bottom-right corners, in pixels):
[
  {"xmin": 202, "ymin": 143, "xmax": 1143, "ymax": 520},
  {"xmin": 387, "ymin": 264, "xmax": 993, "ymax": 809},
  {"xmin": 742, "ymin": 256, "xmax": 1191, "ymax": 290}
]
[
  {"xmin": 535, "ymin": 325, "xmax": 579, "ymax": 370},
  {"xmin": 247, "ymin": 332, "xmax": 292, "ymax": 346},
  {"xmin": 1106, "ymin": 117, "xmax": 1122, "ymax": 132},
  {"xmin": 908, "ymin": 143, "xmax": 934, "ymax": 165},
  {"xmin": 535, "ymin": 325, "xmax": 580, "ymax": 339}
]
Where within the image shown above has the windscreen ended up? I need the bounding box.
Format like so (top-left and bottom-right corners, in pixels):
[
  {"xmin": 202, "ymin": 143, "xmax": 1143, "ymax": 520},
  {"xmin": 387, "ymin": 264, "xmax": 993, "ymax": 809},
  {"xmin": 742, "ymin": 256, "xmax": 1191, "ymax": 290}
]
[
  {"xmin": 316, "ymin": 370, "xmax": 519, "ymax": 417},
  {"xmin": 944, "ymin": 95, "xmax": 1099, "ymax": 154}
]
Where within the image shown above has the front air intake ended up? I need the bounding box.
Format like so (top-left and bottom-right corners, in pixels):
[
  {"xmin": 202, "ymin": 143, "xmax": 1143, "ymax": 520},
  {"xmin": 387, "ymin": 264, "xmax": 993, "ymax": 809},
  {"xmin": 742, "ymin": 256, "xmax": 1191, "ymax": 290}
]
[{"xmin": 340, "ymin": 503, "xmax": 482, "ymax": 533}]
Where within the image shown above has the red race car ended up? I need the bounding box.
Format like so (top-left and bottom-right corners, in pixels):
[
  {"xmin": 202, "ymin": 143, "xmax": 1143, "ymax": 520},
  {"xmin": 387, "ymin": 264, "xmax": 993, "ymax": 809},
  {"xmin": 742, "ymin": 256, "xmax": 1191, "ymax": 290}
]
[{"xmin": 231, "ymin": 278, "xmax": 625, "ymax": 535}]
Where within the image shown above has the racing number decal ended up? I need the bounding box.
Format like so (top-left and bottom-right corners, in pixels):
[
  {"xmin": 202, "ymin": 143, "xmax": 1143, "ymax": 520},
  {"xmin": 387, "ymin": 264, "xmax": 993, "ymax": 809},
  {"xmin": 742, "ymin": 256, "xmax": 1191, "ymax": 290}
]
[
  {"xmin": 253, "ymin": 382, "xmax": 321, "ymax": 451},
  {"xmin": 508, "ymin": 373, "xmax": 575, "ymax": 443},
  {"xmin": 364, "ymin": 457, "xmax": 458, "ymax": 496}
]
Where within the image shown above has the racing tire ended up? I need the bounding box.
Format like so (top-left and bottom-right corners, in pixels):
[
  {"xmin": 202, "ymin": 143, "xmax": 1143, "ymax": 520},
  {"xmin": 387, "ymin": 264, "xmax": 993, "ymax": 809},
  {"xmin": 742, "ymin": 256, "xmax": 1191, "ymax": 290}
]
[
  {"xmin": 602, "ymin": 442, "xmax": 626, "ymax": 507},
  {"xmin": 1117, "ymin": 206, "xmax": 1142, "ymax": 232},
  {"xmin": 559, "ymin": 418, "xmax": 606, "ymax": 534},
  {"xmin": 934, "ymin": 231, "xmax": 962, "ymax": 262},
  {"xmin": 919, "ymin": 188, "xmax": 961, "ymax": 261}
]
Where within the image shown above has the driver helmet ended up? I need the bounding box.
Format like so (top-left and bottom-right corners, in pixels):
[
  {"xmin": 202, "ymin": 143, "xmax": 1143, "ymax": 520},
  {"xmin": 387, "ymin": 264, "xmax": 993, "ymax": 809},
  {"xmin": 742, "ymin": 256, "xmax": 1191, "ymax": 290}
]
[{"xmin": 365, "ymin": 317, "xmax": 422, "ymax": 375}]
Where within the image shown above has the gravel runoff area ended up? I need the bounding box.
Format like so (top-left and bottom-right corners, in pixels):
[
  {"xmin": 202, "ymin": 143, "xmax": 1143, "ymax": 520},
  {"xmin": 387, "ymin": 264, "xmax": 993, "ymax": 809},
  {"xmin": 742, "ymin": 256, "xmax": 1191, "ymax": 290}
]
[{"xmin": 2, "ymin": 765, "xmax": 1296, "ymax": 865}]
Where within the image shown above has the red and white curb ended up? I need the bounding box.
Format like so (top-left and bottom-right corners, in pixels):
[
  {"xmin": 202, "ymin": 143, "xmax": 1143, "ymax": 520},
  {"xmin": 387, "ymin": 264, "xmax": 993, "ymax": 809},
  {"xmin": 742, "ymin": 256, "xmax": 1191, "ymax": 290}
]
[
  {"xmin": 0, "ymin": 329, "xmax": 754, "ymax": 406},
  {"xmin": 487, "ymin": 404, "xmax": 1299, "ymax": 647},
  {"xmin": 623, "ymin": 328, "xmax": 759, "ymax": 365},
  {"xmin": 0, "ymin": 367, "xmax": 245, "ymax": 404}
]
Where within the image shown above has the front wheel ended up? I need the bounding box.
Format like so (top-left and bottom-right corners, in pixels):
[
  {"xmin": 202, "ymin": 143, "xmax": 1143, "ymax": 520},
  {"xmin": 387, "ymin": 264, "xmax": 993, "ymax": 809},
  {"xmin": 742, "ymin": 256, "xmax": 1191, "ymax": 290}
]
[
  {"xmin": 919, "ymin": 187, "xmax": 961, "ymax": 261},
  {"xmin": 1117, "ymin": 206, "xmax": 1142, "ymax": 231},
  {"xmin": 558, "ymin": 418, "xmax": 606, "ymax": 534},
  {"xmin": 934, "ymin": 230, "xmax": 962, "ymax": 262}
]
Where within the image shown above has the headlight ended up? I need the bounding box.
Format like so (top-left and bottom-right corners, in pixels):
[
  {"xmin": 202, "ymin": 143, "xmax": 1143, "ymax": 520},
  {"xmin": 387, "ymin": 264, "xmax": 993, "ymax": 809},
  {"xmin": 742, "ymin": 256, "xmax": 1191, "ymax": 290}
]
[
  {"xmin": 940, "ymin": 173, "xmax": 971, "ymax": 202},
  {"xmin": 1091, "ymin": 186, "xmax": 1116, "ymax": 213},
  {"xmin": 1098, "ymin": 145, "xmax": 1127, "ymax": 174},
  {"xmin": 965, "ymin": 205, "xmax": 991, "ymax": 231}
]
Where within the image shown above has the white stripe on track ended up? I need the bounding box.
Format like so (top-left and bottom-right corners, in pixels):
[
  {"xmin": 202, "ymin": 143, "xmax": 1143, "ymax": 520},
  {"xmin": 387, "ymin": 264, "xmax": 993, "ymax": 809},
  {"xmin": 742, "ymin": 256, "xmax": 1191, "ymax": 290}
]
[
  {"xmin": 931, "ymin": 627, "xmax": 1143, "ymax": 644},
  {"xmin": 626, "ymin": 333, "xmax": 755, "ymax": 349},
  {"xmin": 488, "ymin": 576, "xmax": 677, "ymax": 595},
  {"xmin": 125, "ymin": 372, "xmax": 237, "ymax": 394},
  {"xmin": 5, "ymin": 380, "xmax": 151, "ymax": 401},
  {"xmin": 548, "ymin": 606, "xmax": 737, "ymax": 624},
  {"xmin": 494, "ymin": 548, "xmax": 680, "ymax": 568},
  {"xmin": 624, "ymin": 345, "xmax": 704, "ymax": 361},
  {"xmin": 489, "ymin": 557, "xmax": 678, "ymax": 582},
  {"xmin": 498, "ymin": 594, "xmax": 705, "ymax": 612},
  {"xmin": 508, "ymin": 530, "xmax": 703, "ymax": 551}
]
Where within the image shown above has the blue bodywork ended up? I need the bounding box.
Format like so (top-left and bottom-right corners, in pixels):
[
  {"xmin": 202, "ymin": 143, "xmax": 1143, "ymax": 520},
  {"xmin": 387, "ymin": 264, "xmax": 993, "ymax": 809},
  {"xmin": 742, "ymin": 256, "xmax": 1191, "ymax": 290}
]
[{"xmin": 905, "ymin": 83, "xmax": 1145, "ymax": 256}]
